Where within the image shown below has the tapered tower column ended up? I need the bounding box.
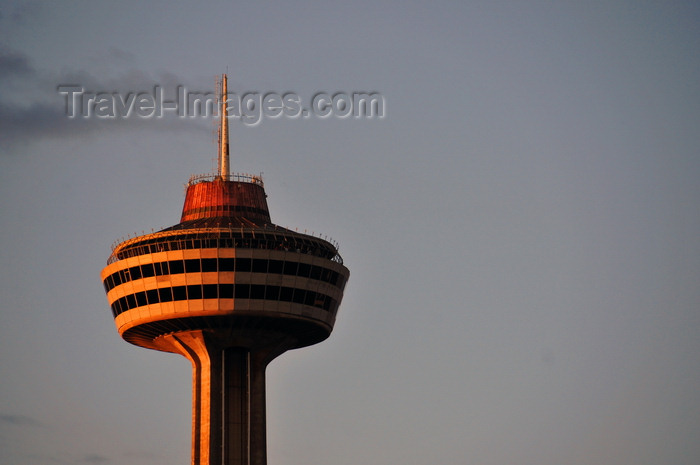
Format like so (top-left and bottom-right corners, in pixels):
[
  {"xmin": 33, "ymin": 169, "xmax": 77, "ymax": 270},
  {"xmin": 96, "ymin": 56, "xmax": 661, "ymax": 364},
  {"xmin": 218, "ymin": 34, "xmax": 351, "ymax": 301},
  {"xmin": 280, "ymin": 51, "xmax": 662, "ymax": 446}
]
[{"xmin": 162, "ymin": 331, "xmax": 289, "ymax": 465}]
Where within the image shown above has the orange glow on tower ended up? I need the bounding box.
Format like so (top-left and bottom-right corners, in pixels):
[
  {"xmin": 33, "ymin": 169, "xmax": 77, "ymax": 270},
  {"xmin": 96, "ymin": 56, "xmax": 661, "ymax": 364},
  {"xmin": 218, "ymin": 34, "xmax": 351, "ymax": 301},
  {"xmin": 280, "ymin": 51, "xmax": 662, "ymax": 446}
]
[{"xmin": 101, "ymin": 74, "xmax": 349, "ymax": 465}]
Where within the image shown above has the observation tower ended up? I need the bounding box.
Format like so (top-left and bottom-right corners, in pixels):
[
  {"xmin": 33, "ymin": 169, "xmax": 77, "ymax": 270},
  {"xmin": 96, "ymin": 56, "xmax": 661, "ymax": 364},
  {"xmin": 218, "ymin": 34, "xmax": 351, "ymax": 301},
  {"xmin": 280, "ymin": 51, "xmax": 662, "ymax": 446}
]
[{"xmin": 101, "ymin": 74, "xmax": 349, "ymax": 465}]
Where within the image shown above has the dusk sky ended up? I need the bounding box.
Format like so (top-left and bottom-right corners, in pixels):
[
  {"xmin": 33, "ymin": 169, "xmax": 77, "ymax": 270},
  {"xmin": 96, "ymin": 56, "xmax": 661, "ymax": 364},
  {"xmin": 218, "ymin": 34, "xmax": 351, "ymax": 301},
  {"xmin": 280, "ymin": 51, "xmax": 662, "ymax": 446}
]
[{"xmin": 1, "ymin": 1, "xmax": 699, "ymax": 464}]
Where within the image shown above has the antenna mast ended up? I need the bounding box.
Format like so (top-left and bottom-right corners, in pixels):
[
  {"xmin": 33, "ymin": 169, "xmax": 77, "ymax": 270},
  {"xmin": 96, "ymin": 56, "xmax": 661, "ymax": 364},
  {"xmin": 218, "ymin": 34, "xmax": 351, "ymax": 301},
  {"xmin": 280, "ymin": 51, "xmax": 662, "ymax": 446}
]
[{"xmin": 219, "ymin": 74, "xmax": 230, "ymax": 180}]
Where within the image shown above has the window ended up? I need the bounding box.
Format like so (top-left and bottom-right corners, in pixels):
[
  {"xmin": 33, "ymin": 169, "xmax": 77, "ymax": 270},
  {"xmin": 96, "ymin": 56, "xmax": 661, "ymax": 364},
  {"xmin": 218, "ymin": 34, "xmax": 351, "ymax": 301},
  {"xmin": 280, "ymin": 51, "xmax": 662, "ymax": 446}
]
[
  {"xmin": 250, "ymin": 284, "xmax": 265, "ymax": 299},
  {"xmin": 185, "ymin": 259, "xmax": 201, "ymax": 273},
  {"xmin": 169, "ymin": 260, "xmax": 184, "ymax": 274},
  {"xmin": 130, "ymin": 266, "xmax": 142, "ymax": 280},
  {"xmin": 292, "ymin": 289, "xmax": 306, "ymax": 304},
  {"xmin": 265, "ymin": 286, "xmax": 280, "ymax": 300},
  {"xmin": 173, "ymin": 286, "xmax": 187, "ymax": 301},
  {"xmin": 297, "ymin": 263, "xmax": 310, "ymax": 278},
  {"xmin": 268, "ymin": 260, "xmax": 283, "ymax": 274},
  {"xmin": 203, "ymin": 284, "xmax": 218, "ymax": 299},
  {"xmin": 110, "ymin": 285, "xmax": 337, "ymax": 320},
  {"xmin": 219, "ymin": 284, "xmax": 234, "ymax": 298},
  {"xmin": 154, "ymin": 262, "xmax": 169, "ymax": 276},
  {"xmin": 187, "ymin": 285, "xmax": 202, "ymax": 299},
  {"xmin": 279, "ymin": 286, "xmax": 293, "ymax": 302},
  {"xmin": 234, "ymin": 284, "xmax": 250, "ymax": 299},
  {"xmin": 252, "ymin": 259, "xmax": 267, "ymax": 273},
  {"xmin": 159, "ymin": 287, "xmax": 173, "ymax": 302},
  {"xmin": 135, "ymin": 292, "xmax": 147, "ymax": 307},
  {"xmin": 283, "ymin": 261, "xmax": 298, "ymax": 275},
  {"xmin": 201, "ymin": 258, "xmax": 217, "ymax": 272},
  {"xmin": 141, "ymin": 263, "xmax": 155, "ymax": 278},
  {"xmin": 304, "ymin": 291, "xmax": 316, "ymax": 307},
  {"xmin": 236, "ymin": 258, "xmax": 251, "ymax": 272},
  {"xmin": 219, "ymin": 258, "xmax": 234, "ymax": 272},
  {"xmin": 309, "ymin": 266, "xmax": 321, "ymax": 280},
  {"xmin": 146, "ymin": 289, "xmax": 159, "ymax": 304}
]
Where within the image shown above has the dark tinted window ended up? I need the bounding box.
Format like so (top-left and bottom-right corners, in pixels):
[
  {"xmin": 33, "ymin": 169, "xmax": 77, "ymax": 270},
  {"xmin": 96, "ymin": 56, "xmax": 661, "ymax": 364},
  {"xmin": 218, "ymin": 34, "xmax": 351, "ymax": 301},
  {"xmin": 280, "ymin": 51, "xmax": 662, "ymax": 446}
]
[
  {"xmin": 169, "ymin": 260, "xmax": 184, "ymax": 274},
  {"xmin": 173, "ymin": 286, "xmax": 187, "ymax": 301},
  {"xmin": 187, "ymin": 285, "xmax": 202, "ymax": 299},
  {"xmin": 219, "ymin": 258, "xmax": 235, "ymax": 272},
  {"xmin": 159, "ymin": 287, "xmax": 173, "ymax": 302},
  {"xmin": 235, "ymin": 284, "xmax": 250, "ymax": 299},
  {"xmin": 265, "ymin": 286, "xmax": 280, "ymax": 300},
  {"xmin": 141, "ymin": 263, "xmax": 155, "ymax": 278},
  {"xmin": 146, "ymin": 289, "xmax": 159, "ymax": 304},
  {"xmin": 309, "ymin": 266, "xmax": 322, "ymax": 280},
  {"xmin": 201, "ymin": 258, "xmax": 217, "ymax": 272},
  {"xmin": 135, "ymin": 292, "xmax": 147, "ymax": 307},
  {"xmin": 154, "ymin": 262, "xmax": 168, "ymax": 276},
  {"xmin": 130, "ymin": 266, "xmax": 142, "ymax": 280},
  {"xmin": 236, "ymin": 258, "xmax": 251, "ymax": 272},
  {"xmin": 219, "ymin": 284, "xmax": 234, "ymax": 298},
  {"xmin": 250, "ymin": 284, "xmax": 265, "ymax": 299},
  {"xmin": 268, "ymin": 260, "xmax": 283, "ymax": 274},
  {"xmin": 280, "ymin": 287, "xmax": 293, "ymax": 301},
  {"xmin": 283, "ymin": 261, "xmax": 298, "ymax": 275},
  {"xmin": 203, "ymin": 284, "xmax": 218, "ymax": 299},
  {"xmin": 185, "ymin": 259, "xmax": 200, "ymax": 273},
  {"xmin": 252, "ymin": 259, "xmax": 267, "ymax": 273},
  {"xmin": 292, "ymin": 289, "xmax": 306, "ymax": 304},
  {"xmin": 297, "ymin": 263, "xmax": 310, "ymax": 278},
  {"xmin": 304, "ymin": 291, "xmax": 316, "ymax": 306}
]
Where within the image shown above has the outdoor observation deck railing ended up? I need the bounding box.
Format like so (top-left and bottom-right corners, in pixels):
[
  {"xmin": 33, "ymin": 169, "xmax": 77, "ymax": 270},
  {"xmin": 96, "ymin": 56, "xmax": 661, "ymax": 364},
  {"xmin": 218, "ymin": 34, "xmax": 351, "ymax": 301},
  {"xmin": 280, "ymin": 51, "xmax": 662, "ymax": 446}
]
[{"xmin": 186, "ymin": 172, "xmax": 264, "ymax": 187}]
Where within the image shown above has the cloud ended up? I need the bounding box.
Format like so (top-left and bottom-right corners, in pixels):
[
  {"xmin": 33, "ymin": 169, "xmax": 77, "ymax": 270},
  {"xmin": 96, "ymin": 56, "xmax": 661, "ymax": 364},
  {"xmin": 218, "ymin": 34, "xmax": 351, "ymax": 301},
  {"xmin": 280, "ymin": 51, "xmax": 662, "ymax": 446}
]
[
  {"xmin": 0, "ymin": 43, "xmax": 208, "ymax": 152},
  {"xmin": 0, "ymin": 413, "xmax": 42, "ymax": 426},
  {"xmin": 0, "ymin": 47, "xmax": 34, "ymax": 78}
]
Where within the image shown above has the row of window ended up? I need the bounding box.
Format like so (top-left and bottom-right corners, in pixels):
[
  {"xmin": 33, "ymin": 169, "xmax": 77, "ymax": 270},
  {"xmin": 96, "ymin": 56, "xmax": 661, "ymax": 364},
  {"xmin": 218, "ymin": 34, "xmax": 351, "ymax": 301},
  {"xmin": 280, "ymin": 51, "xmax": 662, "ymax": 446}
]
[
  {"xmin": 182, "ymin": 205, "xmax": 268, "ymax": 216},
  {"xmin": 113, "ymin": 232, "xmax": 341, "ymax": 264},
  {"xmin": 110, "ymin": 284, "xmax": 338, "ymax": 318},
  {"xmin": 103, "ymin": 257, "xmax": 346, "ymax": 293}
]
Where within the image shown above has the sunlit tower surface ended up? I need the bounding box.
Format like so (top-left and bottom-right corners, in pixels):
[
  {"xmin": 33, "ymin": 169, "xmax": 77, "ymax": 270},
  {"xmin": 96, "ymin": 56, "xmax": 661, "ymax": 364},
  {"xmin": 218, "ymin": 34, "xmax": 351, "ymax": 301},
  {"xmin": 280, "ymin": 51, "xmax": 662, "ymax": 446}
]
[{"xmin": 101, "ymin": 74, "xmax": 349, "ymax": 465}]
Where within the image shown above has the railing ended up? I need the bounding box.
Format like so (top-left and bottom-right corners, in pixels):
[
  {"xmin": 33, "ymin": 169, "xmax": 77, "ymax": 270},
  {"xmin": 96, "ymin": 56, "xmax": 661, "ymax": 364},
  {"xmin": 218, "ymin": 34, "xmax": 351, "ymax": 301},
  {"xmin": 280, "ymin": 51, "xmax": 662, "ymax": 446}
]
[
  {"xmin": 186, "ymin": 172, "xmax": 264, "ymax": 187},
  {"xmin": 107, "ymin": 226, "xmax": 343, "ymax": 265}
]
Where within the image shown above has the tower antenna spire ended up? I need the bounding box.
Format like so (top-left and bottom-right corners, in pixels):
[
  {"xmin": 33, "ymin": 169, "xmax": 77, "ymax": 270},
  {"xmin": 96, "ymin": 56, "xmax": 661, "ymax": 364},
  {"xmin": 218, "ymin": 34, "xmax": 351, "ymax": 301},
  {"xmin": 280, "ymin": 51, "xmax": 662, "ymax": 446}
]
[{"xmin": 219, "ymin": 73, "xmax": 230, "ymax": 179}]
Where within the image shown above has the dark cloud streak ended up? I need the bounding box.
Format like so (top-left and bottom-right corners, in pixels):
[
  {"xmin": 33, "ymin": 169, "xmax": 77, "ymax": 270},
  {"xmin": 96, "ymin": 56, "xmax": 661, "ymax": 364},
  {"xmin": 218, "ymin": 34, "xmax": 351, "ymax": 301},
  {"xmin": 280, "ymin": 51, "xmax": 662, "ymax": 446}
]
[
  {"xmin": 0, "ymin": 413, "xmax": 42, "ymax": 426},
  {"xmin": 0, "ymin": 43, "xmax": 206, "ymax": 153},
  {"xmin": 0, "ymin": 47, "xmax": 34, "ymax": 78}
]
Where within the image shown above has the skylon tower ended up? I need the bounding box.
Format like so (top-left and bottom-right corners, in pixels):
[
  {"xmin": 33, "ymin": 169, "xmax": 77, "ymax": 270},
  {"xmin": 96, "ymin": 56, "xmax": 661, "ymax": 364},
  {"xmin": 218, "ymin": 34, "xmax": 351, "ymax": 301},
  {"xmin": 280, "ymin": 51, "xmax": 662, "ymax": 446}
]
[{"xmin": 101, "ymin": 74, "xmax": 349, "ymax": 465}]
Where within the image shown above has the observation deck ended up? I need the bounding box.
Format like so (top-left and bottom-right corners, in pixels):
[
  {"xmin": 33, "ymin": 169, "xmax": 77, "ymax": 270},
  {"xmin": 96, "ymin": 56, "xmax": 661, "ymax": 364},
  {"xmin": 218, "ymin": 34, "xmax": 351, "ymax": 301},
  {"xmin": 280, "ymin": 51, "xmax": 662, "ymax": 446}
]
[{"xmin": 101, "ymin": 171, "xmax": 348, "ymax": 353}]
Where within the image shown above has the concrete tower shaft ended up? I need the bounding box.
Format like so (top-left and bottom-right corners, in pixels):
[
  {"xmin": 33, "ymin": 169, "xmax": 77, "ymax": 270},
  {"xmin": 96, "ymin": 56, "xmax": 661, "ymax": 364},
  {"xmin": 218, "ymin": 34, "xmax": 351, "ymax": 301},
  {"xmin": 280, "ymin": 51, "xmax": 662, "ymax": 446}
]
[{"xmin": 101, "ymin": 74, "xmax": 349, "ymax": 465}]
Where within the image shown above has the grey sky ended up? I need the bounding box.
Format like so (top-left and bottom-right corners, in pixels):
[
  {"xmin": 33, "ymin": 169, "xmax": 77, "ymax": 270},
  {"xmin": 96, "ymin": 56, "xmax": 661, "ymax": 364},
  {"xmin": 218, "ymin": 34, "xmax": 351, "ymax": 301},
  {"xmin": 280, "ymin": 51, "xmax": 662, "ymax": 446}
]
[{"xmin": 0, "ymin": 1, "xmax": 698, "ymax": 464}]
